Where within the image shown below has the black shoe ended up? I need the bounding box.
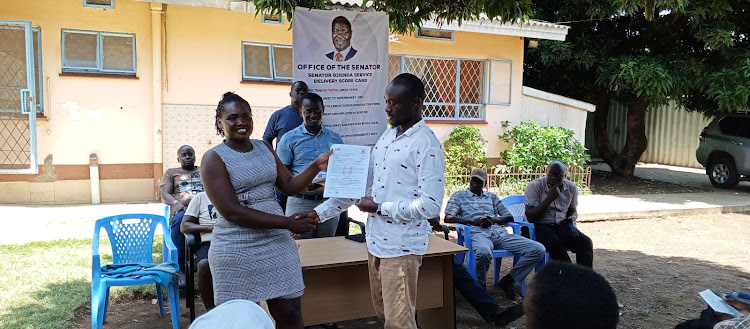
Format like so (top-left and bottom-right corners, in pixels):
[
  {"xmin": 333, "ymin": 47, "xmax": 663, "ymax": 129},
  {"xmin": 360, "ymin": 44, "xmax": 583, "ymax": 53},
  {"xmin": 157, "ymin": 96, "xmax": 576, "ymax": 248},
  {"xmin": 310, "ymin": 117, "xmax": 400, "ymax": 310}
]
[
  {"xmin": 494, "ymin": 303, "xmax": 524, "ymax": 327},
  {"xmin": 320, "ymin": 323, "xmax": 338, "ymax": 329},
  {"xmin": 178, "ymin": 272, "xmax": 186, "ymax": 289},
  {"xmin": 498, "ymin": 275, "xmax": 519, "ymax": 300}
]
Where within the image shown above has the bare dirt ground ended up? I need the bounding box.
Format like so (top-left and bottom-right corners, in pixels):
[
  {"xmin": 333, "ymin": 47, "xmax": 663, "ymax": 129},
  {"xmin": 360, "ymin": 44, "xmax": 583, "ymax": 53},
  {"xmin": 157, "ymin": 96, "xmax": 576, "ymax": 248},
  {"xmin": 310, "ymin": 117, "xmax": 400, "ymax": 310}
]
[{"xmin": 73, "ymin": 212, "xmax": 750, "ymax": 329}]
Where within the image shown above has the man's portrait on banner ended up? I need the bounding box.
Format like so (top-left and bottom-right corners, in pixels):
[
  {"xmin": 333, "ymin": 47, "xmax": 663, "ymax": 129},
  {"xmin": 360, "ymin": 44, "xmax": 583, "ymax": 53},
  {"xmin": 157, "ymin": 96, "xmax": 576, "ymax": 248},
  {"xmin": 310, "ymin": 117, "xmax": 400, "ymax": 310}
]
[{"xmin": 326, "ymin": 16, "xmax": 357, "ymax": 62}]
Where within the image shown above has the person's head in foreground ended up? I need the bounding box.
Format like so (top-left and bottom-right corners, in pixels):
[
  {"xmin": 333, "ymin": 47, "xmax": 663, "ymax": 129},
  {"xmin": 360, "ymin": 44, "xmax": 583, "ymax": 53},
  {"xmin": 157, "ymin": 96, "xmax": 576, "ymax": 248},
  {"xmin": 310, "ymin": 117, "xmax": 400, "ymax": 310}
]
[
  {"xmin": 188, "ymin": 299, "xmax": 274, "ymax": 329},
  {"xmin": 524, "ymin": 261, "xmax": 619, "ymax": 329}
]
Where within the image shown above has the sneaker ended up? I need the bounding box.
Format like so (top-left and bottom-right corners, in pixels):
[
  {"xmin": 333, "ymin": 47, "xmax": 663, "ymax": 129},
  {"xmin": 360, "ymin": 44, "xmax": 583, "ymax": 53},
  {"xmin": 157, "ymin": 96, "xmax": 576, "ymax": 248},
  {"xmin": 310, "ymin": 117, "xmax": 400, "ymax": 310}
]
[
  {"xmin": 493, "ymin": 303, "xmax": 524, "ymax": 327},
  {"xmin": 498, "ymin": 275, "xmax": 519, "ymax": 300}
]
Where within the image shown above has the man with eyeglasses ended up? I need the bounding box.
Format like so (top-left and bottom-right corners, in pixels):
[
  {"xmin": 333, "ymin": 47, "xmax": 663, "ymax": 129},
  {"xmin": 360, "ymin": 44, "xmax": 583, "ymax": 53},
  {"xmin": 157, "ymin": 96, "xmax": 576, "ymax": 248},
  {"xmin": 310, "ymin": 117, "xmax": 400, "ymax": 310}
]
[{"xmin": 326, "ymin": 16, "xmax": 357, "ymax": 62}]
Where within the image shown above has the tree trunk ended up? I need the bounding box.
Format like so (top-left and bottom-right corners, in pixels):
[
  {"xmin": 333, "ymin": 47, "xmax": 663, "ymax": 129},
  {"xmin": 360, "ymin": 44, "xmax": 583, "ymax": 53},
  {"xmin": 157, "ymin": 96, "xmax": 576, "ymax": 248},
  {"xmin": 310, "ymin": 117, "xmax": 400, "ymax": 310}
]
[{"xmin": 593, "ymin": 93, "xmax": 650, "ymax": 179}]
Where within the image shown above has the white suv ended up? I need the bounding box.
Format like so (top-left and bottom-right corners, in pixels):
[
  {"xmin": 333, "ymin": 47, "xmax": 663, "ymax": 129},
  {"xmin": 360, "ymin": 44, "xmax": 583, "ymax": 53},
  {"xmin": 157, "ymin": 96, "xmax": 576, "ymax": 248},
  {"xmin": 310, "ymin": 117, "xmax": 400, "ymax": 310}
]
[{"xmin": 696, "ymin": 113, "xmax": 750, "ymax": 189}]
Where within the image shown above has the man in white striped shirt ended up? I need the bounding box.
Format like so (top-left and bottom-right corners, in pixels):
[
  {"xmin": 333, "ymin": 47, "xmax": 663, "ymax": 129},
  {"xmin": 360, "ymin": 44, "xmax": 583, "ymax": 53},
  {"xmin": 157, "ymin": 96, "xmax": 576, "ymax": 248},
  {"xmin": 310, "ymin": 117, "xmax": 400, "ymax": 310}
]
[{"xmin": 307, "ymin": 73, "xmax": 445, "ymax": 329}]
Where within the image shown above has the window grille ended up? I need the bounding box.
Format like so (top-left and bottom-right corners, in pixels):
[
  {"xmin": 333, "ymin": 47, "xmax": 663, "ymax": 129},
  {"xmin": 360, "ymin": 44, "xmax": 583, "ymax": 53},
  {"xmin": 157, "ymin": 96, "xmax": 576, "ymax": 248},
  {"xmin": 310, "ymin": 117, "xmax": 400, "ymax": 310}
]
[
  {"xmin": 0, "ymin": 26, "xmax": 43, "ymax": 113},
  {"xmin": 389, "ymin": 55, "xmax": 485, "ymax": 120}
]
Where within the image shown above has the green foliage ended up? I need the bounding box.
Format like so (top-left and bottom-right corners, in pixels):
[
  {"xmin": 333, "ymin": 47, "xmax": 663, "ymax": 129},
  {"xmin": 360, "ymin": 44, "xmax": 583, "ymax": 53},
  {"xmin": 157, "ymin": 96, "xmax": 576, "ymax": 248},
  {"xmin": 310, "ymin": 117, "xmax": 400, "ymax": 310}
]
[
  {"xmin": 252, "ymin": 0, "xmax": 534, "ymax": 34},
  {"xmin": 526, "ymin": 0, "xmax": 750, "ymax": 116},
  {"xmin": 443, "ymin": 125, "xmax": 488, "ymax": 177},
  {"xmin": 499, "ymin": 121, "xmax": 590, "ymax": 171}
]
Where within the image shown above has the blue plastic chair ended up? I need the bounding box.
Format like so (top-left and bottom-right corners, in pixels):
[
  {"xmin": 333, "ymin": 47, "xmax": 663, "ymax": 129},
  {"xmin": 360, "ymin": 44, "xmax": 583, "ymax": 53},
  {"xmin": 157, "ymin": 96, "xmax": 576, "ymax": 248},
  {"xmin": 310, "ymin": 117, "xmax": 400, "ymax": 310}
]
[
  {"xmin": 454, "ymin": 223, "xmax": 528, "ymax": 295},
  {"xmin": 501, "ymin": 195, "xmax": 576, "ymax": 271},
  {"xmin": 91, "ymin": 214, "xmax": 180, "ymax": 329}
]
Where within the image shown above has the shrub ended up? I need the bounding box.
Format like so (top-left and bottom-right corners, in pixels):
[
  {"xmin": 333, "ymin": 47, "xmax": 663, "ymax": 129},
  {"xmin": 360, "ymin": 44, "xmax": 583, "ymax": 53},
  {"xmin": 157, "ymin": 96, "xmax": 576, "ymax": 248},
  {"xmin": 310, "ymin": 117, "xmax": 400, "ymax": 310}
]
[
  {"xmin": 498, "ymin": 121, "xmax": 590, "ymax": 171},
  {"xmin": 443, "ymin": 125, "xmax": 488, "ymax": 178}
]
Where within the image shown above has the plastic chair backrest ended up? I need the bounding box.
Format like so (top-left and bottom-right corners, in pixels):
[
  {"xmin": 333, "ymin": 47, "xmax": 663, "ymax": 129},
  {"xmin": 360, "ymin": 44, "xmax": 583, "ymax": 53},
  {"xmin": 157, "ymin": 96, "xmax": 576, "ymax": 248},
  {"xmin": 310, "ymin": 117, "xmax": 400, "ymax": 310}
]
[
  {"xmin": 501, "ymin": 195, "xmax": 526, "ymax": 222},
  {"xmin": 93, "ymin": 214, "xmax": 165, "ymax": 265},
  {"xmin": 163, "ymin": 203, "xmax": 170, "ymax": 221}
]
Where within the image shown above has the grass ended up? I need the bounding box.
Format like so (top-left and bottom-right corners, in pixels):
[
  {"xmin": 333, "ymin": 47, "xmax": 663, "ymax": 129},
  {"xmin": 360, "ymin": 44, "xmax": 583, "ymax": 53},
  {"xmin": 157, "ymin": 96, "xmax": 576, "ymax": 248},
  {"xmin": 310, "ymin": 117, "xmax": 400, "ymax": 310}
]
[{"xmin": 0, "ymin": 236, "xmax": 165, "ymax": 329}]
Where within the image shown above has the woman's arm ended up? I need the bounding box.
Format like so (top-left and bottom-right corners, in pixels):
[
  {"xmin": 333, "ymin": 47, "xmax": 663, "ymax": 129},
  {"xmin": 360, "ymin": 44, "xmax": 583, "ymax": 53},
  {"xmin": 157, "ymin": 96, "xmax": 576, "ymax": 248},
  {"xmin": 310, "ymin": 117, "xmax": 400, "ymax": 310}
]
[
  {"xmin": 200, "ymin": 149, "xmax": 317, "ymax": 233},
  {"xmin": 263, "ymin": 141, "xmax": 331, "ymax": 196}
]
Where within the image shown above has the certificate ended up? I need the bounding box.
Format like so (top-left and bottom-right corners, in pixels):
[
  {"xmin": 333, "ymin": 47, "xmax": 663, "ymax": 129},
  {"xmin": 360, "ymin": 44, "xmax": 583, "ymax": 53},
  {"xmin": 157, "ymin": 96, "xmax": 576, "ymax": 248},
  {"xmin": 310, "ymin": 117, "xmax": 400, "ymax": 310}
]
[{"xmin": 324, "ymin": 144, "xmax": 370, "ymax": 198}]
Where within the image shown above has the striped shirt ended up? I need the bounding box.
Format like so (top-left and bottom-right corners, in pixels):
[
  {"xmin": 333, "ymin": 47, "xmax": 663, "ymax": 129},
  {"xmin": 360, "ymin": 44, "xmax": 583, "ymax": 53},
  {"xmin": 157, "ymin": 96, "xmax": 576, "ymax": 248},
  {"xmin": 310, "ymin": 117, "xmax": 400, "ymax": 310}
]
[
  {"xmin": 315, "ymin": 119, "xmax": 445, "ymax": 258},
  {"xmin": 444, "ymin": 189, "xmax": 510, "ymax": 223},
  {"xmin": 524, "ymin": 176, "xmax": 578, "ymax": 224},
  {"xmin": 715, "ymin": 316, "xmax": 750, "ymax": 329}
]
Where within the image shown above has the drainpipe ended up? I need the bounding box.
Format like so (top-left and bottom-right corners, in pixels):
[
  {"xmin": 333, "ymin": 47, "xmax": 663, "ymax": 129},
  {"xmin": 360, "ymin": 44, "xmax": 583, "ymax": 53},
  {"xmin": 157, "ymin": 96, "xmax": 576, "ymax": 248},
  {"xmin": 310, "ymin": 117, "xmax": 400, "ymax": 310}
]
[
  {"xmin": 151, "ymin": 3, "xmax": 164, "ymax": 198},
  {"xmin": 89, "ymin": 153, "xmax": 101, "ymax": 205}
]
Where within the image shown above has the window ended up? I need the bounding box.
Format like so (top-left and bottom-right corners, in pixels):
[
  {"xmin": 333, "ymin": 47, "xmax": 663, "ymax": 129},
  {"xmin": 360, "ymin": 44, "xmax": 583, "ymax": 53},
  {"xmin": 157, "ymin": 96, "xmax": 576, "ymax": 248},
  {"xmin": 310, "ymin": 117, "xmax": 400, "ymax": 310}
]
[
  {"xmin": 719, "ymin": 116, "xmax": 750, "ymax": 139},
  {"xmin": 62, "ymin": 29, "xmax": 136, "ymax": 75},
  {"xmin": 262, "ymin": 13, "xmax": 284, "ymax": 24},
  {"xmin": 389, "ymin": 54, "xmax": 485, "ymax": 120},
  {"xmin": 0, "ymin": 26, "xmax": 44, "ymax": 114},
  {"xmin": 488, "ymin": 60, "xmax": 512, "ymax": 105},
  {"xmin": 83, "ymin": 0, "xmax": 114, "ymax": 9},
  {"xmin": 242, "ymin": 42, "xmax": 292, "ymax": 81},
  {"xmin": 417, "ymin": 28, "xmax": 454, "ymax": 41}
]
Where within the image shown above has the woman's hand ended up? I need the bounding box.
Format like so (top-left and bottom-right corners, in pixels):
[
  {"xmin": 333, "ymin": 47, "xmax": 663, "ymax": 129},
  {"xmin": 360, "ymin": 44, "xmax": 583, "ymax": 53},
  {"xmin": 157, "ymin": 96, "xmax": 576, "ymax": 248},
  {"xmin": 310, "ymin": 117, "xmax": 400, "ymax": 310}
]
[
  {"xmin": 313, "ymin": 150, "xmax": 333, "ymax": 171},
  {"xmin": 285, "ymin": 212, "xmax": 320, "ymax": 234}
]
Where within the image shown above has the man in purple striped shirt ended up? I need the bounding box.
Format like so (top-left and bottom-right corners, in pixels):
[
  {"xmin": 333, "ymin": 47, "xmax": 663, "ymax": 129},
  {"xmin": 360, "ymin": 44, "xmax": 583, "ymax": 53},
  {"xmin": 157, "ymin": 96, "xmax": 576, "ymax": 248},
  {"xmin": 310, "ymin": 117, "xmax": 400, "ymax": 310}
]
[{"xmin": 524, "ymin": 161, "xmax": 593, "ymax": 267}]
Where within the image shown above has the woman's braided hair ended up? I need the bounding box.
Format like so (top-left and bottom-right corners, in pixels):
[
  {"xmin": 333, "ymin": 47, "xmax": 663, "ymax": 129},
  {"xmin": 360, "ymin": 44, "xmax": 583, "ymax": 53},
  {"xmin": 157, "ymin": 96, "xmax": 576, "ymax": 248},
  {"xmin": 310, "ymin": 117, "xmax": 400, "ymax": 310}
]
[{"xmin": 215, "ymin": 91, "xmax": 252, "ymax": 137}]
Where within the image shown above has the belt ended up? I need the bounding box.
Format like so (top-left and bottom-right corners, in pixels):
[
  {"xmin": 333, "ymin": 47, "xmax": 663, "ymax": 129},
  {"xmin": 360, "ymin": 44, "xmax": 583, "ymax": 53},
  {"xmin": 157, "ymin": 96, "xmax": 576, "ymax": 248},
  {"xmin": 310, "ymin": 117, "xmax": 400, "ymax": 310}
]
[{"xmin": 295, "ymin": 194, "xmax": 327, "ymax": 201}]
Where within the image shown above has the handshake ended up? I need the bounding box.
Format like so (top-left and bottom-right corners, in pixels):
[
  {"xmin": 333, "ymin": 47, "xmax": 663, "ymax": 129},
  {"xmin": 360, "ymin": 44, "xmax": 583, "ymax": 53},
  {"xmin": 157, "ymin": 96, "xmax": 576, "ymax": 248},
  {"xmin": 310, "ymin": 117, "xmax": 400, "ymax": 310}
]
[{"xmin": 286, "ymin": 211, "xmax": 322, "ymax": 235}]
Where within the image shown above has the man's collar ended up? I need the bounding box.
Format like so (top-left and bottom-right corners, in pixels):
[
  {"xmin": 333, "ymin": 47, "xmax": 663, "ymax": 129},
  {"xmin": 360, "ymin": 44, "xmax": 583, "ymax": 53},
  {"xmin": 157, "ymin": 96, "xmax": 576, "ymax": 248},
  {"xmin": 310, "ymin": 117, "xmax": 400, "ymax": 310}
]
[
  {"xmin": 395, "ymin": 119, "xmax": 426, "ymax": 138},
  {"xmin": 302, "ymin": 125, "xmax": 324, "ymax": 136},
  {"xmin": 336, "ymin": 45, "xmax": 351, "ymax": 55},
  {"xmin": 467, "ymin": 188, "xmax": 486, "ymax": 197}
]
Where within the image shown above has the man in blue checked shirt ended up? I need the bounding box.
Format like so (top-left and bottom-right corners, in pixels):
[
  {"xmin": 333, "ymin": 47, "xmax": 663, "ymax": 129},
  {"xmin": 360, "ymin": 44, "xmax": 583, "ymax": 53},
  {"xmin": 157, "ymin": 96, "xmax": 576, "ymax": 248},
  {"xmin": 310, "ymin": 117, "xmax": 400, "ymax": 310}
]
[{"xmin": 277, "ymin": 92, "xmax": 344, "ymax": 239}]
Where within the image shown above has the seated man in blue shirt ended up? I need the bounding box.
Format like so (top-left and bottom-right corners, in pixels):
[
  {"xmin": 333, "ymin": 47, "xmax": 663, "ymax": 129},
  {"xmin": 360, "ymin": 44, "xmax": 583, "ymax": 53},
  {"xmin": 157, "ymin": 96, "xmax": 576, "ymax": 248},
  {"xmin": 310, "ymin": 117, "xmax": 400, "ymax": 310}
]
[
  {"xmin": 277, "ymin": 92, "xmax": 344, "ymax": 239},
  {"xmin": 263, "ymin": 81, "xmax": 308, "ymax": 213},
  {"xmin": 445, "ymin": 168, "xmax": 546, "ymax": 299}
]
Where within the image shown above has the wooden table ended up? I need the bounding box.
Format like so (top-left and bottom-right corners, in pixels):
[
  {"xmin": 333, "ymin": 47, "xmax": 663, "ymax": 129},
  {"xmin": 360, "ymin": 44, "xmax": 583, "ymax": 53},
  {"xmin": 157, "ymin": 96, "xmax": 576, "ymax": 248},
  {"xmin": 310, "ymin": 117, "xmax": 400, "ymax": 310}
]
[{"xmin": 297, "ymin": 234, "xmax": 467, "ymax": 328}]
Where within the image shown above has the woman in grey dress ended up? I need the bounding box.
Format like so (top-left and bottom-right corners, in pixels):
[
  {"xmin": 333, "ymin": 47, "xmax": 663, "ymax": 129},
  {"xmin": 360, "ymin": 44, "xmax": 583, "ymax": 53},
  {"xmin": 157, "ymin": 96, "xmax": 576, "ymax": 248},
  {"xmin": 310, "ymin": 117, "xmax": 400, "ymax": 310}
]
[{"xmin": 201, "ymin": 92, "xmax": 329, "ymax": 329}]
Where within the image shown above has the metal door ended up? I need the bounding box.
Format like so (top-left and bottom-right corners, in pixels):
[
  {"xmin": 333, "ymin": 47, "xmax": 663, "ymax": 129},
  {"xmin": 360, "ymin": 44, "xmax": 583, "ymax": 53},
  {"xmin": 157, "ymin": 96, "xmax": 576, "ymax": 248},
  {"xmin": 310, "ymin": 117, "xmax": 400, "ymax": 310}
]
[{"xmin": 0, "ymin": 20, "xmax": 38, "ymax": 174}]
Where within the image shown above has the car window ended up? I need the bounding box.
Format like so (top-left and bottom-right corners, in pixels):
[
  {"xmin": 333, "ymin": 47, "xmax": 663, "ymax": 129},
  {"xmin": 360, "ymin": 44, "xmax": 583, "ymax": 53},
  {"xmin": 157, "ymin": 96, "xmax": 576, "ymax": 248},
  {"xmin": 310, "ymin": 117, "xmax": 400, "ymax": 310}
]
[{"xmin": 718, "ymin": 116, "xmax": 750, "ymax": 138}]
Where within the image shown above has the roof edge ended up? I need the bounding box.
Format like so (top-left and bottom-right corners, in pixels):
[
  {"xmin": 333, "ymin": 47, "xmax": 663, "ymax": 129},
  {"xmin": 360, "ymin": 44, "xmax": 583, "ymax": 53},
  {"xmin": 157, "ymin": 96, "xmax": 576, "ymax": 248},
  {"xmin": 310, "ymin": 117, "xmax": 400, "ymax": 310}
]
[{"xmin": 522, "ymin": 86, "xmax": 596, "ymax": 112}]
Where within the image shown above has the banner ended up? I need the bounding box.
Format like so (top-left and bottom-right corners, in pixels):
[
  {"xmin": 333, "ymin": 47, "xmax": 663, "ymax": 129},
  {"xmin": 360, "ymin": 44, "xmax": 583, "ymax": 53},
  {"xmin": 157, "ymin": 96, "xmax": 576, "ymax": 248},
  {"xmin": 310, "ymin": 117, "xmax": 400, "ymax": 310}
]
[{"xmin": 293, "ymin": 8, "xmax": 389, "ymax": 146}]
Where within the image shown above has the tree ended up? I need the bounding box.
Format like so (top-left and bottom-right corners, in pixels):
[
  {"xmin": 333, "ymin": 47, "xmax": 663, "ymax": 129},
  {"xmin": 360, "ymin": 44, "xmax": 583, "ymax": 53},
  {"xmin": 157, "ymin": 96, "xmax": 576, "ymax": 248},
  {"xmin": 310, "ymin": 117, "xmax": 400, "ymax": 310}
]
[
  {"xmin": 524, "ymin": 0, "xmax": 750, "ymax": 178},
  {"xmin": 252, "ymin": 0, "xmax": 534, "ymax": 33}
]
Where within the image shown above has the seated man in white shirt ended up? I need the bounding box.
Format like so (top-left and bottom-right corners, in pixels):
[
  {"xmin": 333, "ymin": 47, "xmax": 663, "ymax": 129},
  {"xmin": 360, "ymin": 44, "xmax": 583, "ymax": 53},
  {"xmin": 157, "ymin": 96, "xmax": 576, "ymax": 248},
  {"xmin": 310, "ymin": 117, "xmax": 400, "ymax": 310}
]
[{"xmin": 180, "ymin": 191, "xmax": 218, "ymax": 310}]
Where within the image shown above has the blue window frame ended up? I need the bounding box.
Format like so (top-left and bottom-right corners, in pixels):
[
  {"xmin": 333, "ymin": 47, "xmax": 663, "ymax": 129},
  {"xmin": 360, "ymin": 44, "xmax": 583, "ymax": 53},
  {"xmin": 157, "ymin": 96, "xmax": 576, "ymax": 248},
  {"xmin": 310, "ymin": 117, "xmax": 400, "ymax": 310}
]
[
  {"xmin": 487, "ymin": 60, "xmax": 512, "ymax": 105},
  {"xmin": 261, "ymin": 13, "xmax": 284, "ymax": 24},
  {"xmin": 83, "ymin": 0, "xmax": 114, "ymax": 9},
  {"xmin": 241, "ymin": 42, "xmax": 292, "ymax": 82},
  {"xmin": 0, "ymin": 25, "xmax": 44, "ymax": 114},
  {"xmin": 32, "ymin": 27, "xmax": 44, "ymax": 113},
  {"xmin": 416, "ymin": 28, "xmax": 454, "ymax": 41},
  {"xmin": 61, "ymin": 29, "xmax": 135, "ymax": 75}
]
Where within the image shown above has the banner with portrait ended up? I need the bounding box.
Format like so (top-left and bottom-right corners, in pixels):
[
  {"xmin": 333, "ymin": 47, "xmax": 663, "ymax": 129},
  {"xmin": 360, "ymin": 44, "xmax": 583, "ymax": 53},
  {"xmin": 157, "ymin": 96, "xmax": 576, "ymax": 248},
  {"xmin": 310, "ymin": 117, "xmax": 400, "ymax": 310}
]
[{"xmin": 293, "ymin": 7, "xmax": 389, "ymax": 146}]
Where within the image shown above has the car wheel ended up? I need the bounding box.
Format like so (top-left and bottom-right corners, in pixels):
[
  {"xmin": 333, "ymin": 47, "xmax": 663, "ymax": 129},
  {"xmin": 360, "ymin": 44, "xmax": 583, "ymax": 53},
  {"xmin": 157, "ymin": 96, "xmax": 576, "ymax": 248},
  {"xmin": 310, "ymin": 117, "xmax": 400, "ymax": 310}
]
[{"xmin": 707, "ymin": 157, "xmax": 740, "ymax": 189}]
